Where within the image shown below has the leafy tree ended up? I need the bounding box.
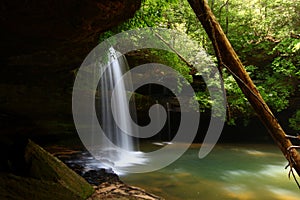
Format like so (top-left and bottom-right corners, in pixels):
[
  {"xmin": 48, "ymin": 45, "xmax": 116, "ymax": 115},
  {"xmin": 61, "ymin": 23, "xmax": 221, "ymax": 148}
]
[
  {"xmin": 210, "ymin": 0, "xmax": 300, "ymax": 126},
  {"xmin": 99, "ymin": 0, "xmax": 300, "ymax": 127}
]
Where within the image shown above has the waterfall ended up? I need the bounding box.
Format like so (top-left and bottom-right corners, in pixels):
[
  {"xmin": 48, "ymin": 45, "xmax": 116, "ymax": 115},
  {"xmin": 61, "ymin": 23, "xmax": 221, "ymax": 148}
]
[
  {"xmin": 99, "ymin": 47, "xmax": 134, "ymax": 152},
  {"xmin": 95, "ymin": 47, "xmax": 144, "ymax": 173}
]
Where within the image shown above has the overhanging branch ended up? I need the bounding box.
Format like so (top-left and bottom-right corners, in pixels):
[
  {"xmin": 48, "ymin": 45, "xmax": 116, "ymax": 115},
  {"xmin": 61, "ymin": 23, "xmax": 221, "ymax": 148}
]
[{"xmin": 187, "ymin": 0, "xmax": 300, "ymax": 186}]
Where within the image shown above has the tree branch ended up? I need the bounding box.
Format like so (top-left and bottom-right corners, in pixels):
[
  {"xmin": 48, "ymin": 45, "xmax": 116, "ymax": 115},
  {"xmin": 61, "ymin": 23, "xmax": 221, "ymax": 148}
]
[{"xmin": 187, "ymin": 0, "xmax": 300, "ymax": 183}]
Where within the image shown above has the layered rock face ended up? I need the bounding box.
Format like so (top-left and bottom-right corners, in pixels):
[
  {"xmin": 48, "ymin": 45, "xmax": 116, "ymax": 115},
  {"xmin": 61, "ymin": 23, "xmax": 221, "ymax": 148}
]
[{"xmin": 0, "ymin": 0, "xmax": 141, "ymax": 138}]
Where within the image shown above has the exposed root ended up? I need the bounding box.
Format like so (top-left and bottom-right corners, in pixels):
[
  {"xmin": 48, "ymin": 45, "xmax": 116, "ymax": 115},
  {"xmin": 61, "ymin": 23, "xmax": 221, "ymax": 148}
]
[
  {"xmin": 285, "ymin": 146, "xmax": 300, "ymax": 189},
  {"xmin": 285, "ymin": 134, "xmax": 300, "ymax": 140}
]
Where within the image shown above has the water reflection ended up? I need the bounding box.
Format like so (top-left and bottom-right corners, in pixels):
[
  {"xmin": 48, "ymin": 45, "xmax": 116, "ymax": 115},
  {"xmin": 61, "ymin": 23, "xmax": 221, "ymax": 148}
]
[{"xmin": 121, "ymin": 144, "xmax": 299, "ymax": 200}]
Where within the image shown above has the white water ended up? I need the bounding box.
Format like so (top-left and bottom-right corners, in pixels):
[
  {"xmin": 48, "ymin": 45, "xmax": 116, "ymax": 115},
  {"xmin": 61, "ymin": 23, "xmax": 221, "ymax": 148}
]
[
  {"xmin": 96, "ymin": 47, "xmax": 146, "ymax": 172},
  {"xmin": 99, "ymin": 47, "xmax": 134, "ymax": 151}
]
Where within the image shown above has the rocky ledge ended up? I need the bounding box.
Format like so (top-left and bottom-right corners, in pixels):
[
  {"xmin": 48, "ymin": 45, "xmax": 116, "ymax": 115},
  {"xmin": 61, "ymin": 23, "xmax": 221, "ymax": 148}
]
[
  {"xmin": 89, "ymin": 182, "xmax": 163, "ymax": 200},
  {"xmin": 0, "ymin": 139, "xmax": 163, "ymax": 200},
  {"xmin": 0, "ymin": 0, "xmax": 142, "ymax": 138},
  {"xmin": 47, "ymin": 145, "xmax": 164, "ymax": 200}
]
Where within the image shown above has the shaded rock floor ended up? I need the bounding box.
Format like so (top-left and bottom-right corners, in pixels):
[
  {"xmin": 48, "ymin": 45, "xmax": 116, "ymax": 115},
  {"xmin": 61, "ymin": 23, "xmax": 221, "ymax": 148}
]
[
  {"xmin": 46, "ymin": 145, "xmax": 164, "ymax": 200},
  {"xmin": 88, "ymin": 182, "xmax": 163, "ymax": 200}
]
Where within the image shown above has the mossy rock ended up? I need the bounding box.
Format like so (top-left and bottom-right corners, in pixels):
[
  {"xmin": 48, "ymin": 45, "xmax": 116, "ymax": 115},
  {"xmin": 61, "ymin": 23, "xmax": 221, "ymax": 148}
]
[
  {"xmin": 0, "ymin": 139, "xmax": 94, "ymax": 200},
  {"xmin": 24, "ymin": 140, "xmax": 94, "ymax": 199},
  {"xmin": 0, "ymin": 173, "xmax": 82, "ymax": 200}
]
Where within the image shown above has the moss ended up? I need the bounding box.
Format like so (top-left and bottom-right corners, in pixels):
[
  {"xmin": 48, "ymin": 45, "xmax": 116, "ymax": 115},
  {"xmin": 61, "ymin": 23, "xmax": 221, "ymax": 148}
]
[
  {"xmin": 24, "ymin": 140, "xmax": 94, "ymax": 199},
  {"xmin": 0, "ymin": 139, "xmax": 94, "ymax": 199},
  {"xmin": 0, "ymin": 173, "xmax": 83, "ymax": 200}
]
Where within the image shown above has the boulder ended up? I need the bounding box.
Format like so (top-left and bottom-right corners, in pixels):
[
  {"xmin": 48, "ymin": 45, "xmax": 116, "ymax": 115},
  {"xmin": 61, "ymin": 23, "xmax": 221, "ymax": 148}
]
[{"xmin": 0, "ymin": 139, "xmax": 94, "ymax": 200}]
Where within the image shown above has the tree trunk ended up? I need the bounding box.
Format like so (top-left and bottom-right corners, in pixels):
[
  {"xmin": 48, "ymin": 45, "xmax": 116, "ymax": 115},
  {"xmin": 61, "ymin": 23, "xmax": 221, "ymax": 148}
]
[{"xmin": 187, "ymin": 0, "xmax": 300, "ymax": 176}]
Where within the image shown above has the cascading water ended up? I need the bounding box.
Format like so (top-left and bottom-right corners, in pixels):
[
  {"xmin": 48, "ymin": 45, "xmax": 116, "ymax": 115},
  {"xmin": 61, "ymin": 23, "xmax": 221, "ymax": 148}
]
[
  {"xmin": 95, "ymin": 47, "xmax": 145, "ymax": 173},
  {"xmin": 99, "ymin": 47, "xmax": 134, "ymax": 152}
]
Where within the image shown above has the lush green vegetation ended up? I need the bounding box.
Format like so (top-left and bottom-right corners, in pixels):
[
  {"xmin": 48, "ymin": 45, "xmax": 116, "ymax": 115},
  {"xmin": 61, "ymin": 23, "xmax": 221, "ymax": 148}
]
[{"xmin": 100, "ymin": 0, "xmax": 300, "ymax": 129}]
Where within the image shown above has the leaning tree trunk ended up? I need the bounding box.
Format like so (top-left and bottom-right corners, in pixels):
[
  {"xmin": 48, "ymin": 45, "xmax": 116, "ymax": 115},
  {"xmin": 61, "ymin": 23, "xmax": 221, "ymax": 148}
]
[{"xmin": 187, "ymin": 0, "xmax": 300, "ymax": 177}]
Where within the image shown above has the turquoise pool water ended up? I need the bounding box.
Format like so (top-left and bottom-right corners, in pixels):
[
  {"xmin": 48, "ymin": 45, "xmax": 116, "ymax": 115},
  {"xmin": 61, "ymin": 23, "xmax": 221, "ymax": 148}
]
[{"xmin": 121, "ymin": 143, "xmax": 300, "ymax": 200}]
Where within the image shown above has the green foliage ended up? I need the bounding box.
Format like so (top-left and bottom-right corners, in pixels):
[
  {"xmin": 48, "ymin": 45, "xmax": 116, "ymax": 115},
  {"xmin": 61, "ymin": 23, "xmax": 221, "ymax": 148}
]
[
  {"xmin": 195, "ymin": 90, "xmax": 212, "ymax": 112},
  {"xmin": 99, "ymin": 0, "xmax": 209, "ymax": 47},
  {"xmin": 269, "ymin": 37, "xmax": 300, "ymax": 129},
  {"xmin": 289, "ymin": 110, "xmax": 300, "ymax": 131},
  {"xmin": 271, "ymin": 38, "xmax": 300, "ymax": 78},
  {"xmin": 209, "ymin": 0, "xmax": 300, "ymax": 126},
  {"xmin": 223, "ymin": 71, "xmax": 251, "ymax": 117},
  {"xmin": 100, "ymin": 0, "xmax": 300, "ymax": 128},
  {"xmin": 140, "ymin": 48, "xmax": 193, "ymax": 83}
]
